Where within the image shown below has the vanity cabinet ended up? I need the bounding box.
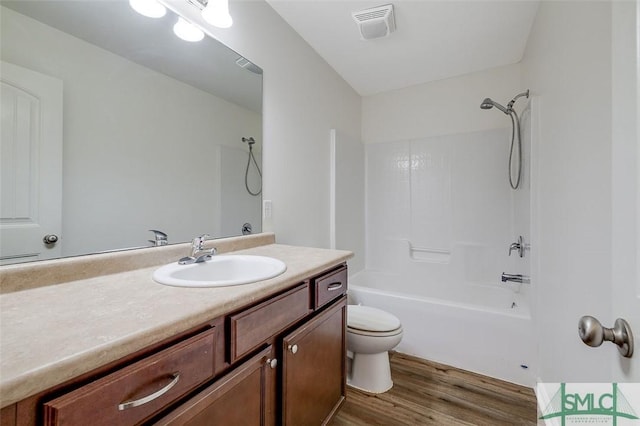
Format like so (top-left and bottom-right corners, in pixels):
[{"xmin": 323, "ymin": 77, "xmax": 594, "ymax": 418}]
[
  {"xmin": 4, "ymin": 263, "xmax": 347, "ymax": 426},
  {"xmin": 158, "ymin": 265, "xmax": 347, "ymax": 426}
]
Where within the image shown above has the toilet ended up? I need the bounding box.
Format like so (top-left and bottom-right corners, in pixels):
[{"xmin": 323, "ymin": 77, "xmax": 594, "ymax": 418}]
[{"xmin": 346, "ymin": 305, "xmax": 403, "ymax": 394}]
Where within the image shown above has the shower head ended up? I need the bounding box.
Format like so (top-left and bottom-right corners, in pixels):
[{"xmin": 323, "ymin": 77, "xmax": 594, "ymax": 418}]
[
  {"xmin": 480, "ymin": 98, "xmax": 509, "ymax": 114},
  {"xmin": 481, "ymin": 90, "xmax": 530, "ymax": 115},
  {"xmin": 480, "ymin": 98, "xmax": 494, "ymax": 109}
]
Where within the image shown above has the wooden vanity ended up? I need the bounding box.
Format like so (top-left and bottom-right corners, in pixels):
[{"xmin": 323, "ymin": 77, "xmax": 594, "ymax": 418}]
[{"xmin": 0, "ymin": 235, "xmax": 351, "ymax": 425}]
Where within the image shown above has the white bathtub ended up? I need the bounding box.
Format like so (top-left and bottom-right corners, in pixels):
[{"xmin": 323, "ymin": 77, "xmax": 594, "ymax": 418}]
[{"xmin": 348, "ymin": 270, "xmax": 536, "ymax": 387}]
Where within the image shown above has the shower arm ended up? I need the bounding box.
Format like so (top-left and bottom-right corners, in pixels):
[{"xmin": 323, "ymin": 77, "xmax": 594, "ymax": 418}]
[{"xmin": 507, "ymin": 90, "xmax": 530, "ymax": 111}]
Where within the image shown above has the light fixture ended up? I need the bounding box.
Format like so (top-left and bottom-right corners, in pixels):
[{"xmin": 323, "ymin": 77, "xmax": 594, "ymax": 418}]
[
  {"xmin": 201, "ymin": 0, "xmax": 233, "ymax": 29},
  {"xmin": 129, "ymin": 0, "xmax": 167, "ymax": 18},
  {"xmin": 173, "ymin": 17, "xmax": 205, "ymax": 42}
]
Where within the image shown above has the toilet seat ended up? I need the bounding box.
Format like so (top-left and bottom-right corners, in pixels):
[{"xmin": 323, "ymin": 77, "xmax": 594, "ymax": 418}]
[
  {"xmin": 347, "ymin": 305, "xmax": 402, "ymax": 335},
  {"xmin": 347, "ymin": 327, "xmax": 402, "ymax": 337}
]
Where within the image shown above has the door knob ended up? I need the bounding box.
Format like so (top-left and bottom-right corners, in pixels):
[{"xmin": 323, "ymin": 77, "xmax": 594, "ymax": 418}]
[
  {"xmin": 288, "ymin": 344, "xmax": 298, "ymax": 354},
  {"xmin": 578, "ymin": 316, "xmax": 634, "ymax": 358},
  {"xmin": 43, "ymin": 234, "xmax": 59, "ymax": 245}
]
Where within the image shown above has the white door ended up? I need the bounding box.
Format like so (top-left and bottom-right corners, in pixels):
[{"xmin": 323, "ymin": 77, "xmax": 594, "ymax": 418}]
[
  {"xmin": 0, "ymin": 61, "xmax": 63, "ymax": 264},
  {"xmin": 611, "ymin": 1, "xmax": 639, "ymax": 381}
]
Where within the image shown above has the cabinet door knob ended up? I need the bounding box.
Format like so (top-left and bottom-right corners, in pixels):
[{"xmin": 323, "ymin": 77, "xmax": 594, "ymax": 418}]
[
  {"xmin": 288, "ymin": 344, "xmax": 298, "ymax": 354},
  {"xmin": 266, "ymin": 358, "xmax": 278, "ymax": 369}
]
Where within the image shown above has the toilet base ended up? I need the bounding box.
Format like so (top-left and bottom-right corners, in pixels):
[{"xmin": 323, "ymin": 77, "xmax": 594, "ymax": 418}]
[{"xmin": 347, "ymin": 352, "xmax": 393, "ymax": 394}]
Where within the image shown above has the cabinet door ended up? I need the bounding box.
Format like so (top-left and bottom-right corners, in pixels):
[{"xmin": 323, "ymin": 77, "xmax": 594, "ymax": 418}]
[
  {"xmin": 156, "ymin": 346, "xmax": 276, "ymax": 426},
  {"xmin": 281, "ymin": 297, "xmax": 346, "ymax": 425}
]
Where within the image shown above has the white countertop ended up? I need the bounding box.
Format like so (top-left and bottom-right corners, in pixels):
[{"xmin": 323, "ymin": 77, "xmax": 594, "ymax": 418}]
[{"xmin": 0, "ymin": 242, "xmax": 352, "ymax": 408}]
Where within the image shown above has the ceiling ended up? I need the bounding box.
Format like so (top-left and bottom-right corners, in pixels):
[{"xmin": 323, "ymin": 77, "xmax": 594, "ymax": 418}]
[{"xmin": 266, "ymin": 0, "xmax": 540, "ymax": 96}]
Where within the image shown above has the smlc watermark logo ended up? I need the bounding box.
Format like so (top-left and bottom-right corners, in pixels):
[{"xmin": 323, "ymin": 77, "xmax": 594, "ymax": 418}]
[{"xmin": 537, "ymin": 383, "xmax": 640, "ymax": 425}]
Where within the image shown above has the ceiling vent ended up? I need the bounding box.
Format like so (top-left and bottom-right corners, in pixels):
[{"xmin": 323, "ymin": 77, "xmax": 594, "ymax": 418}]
[{"xmin": 352, "ymin": 4, "xmax": 396, "ymax": 41}]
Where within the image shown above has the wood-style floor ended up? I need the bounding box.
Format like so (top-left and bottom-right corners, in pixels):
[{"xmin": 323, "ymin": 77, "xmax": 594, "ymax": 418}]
[{"xmin": 330, "ymin": 352, "xmax": 537, "ymax": 426}]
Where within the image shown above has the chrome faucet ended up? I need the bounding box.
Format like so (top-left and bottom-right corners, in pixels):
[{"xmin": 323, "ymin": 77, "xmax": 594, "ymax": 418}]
[
  {"xmin": 148, "ymin": 229, "xmax": 168, "ymax": 246},
  {"xmin": 508, "ymin": 236, "xmax": 527, "ymax": 257},
  {"xmin": 178, "ymin": 234, "xmax": 217, "ymax": 265},
  {"xmin": 501, "ymin": 273, "xmax": 530, "ymax": 284}
]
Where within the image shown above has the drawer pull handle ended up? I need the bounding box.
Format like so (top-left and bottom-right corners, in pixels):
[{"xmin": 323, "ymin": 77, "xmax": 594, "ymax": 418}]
[
  {"xmin": 327, "ymin": 282, "xmax": 343, "ymax": 291},
  {"xmin": 118, "ymin": 372, "xmax": 180, "ymax": 411},
  {"xmin": 288, "ymin": 344, "xmax": 298, "ymax": 354}
]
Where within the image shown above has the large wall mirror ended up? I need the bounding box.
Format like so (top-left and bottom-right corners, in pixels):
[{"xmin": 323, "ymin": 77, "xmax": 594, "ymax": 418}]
[{"xmin": 0, "ymin": 0, "xmax": 263, "ymax": 265}]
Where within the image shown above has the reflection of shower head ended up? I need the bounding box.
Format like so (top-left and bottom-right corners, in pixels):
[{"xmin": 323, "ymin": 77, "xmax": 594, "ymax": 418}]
[{"xmin": 480, "ymin": 98, "xmax": 509, "ymax": 114}]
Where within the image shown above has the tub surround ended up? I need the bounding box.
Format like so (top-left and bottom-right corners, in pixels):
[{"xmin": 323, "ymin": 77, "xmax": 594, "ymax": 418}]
[{"xmin": 0, "ymin": 233, "xmax": 352, "ymax": 409}]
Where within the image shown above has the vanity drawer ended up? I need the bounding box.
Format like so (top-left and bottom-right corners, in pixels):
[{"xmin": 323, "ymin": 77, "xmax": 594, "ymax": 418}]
[
  {"xmin": 229, "ymin": 283, "xmax": 311, "ymax": 363},
  {"xmin": 43, "ymin": 327, "xmax": 217, "ymax": 426},
  {"xmin": 313, "ymin": 265, "xmax": 347, "ymax": 309}
]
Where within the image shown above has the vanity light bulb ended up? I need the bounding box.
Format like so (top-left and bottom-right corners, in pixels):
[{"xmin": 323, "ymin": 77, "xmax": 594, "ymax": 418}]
[
  {"xmin": 129, "ymin": 0, "xmax": 167, "ymax": 18},
  {"xmin": 201, "ymin": 0, "xmax": 233, "ymax": 29},
  {"xmin": 173, "ymin": 17, "xmax": 205, "ymax": 42}
]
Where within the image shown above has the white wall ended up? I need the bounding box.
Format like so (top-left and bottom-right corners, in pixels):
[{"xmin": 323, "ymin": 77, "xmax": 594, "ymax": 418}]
[
  {"xmin": 611, "ymin": 0, "xmax": 640, "ymax": 383},
  {"xmin": 522, "ymin": 1, "xmax": 613, "ymax": 382},
  {"xmin": 1, "ymin": 6, "xmax": 261, "ymax": 256},
  {"xmin": 362, "ymin": 63, "xmax": 522, "ymax": 144},
  {"xmin": 331, "ymin": 130, "xmax": 365, "ymax": 273},
  {"xmin": 171, "ymin": 0, "xmax": 362, "ymax": 250}
]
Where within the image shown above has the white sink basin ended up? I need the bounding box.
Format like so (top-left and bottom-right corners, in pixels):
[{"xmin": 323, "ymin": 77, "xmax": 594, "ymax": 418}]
[{"xmin": 153, "ymin": 255, "xmax": 287, "ymax": 288}]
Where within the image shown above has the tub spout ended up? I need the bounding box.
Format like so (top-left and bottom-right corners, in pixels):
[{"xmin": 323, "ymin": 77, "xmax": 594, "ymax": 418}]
[{"xmin": 501, "ymin": 273, "xmax": 530, "ymax": 284}]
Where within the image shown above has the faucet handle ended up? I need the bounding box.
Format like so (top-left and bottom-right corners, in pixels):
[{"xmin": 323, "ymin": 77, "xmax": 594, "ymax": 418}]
[
  {"xmin": 192, "ymin": 234, "xmax": 210, "ymax": 250},
  {"xmin": 149, "ymin": 230, "xmax": 168, "ymax": 246},
  {"xmin": 508, "ymin": 236, "xmax": 526, "ymax": 257}
]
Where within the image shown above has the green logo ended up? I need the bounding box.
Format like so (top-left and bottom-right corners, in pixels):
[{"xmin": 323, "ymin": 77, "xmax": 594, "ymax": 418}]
[{"xmin": 539, "ymin": 383, "xmax": 639, "ymax": 425}]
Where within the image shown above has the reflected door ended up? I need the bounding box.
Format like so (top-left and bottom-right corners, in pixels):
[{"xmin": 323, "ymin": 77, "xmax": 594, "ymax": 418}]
[{"xmin": 0, "ymin": 62, "xmax": 63, "ymax": 264}]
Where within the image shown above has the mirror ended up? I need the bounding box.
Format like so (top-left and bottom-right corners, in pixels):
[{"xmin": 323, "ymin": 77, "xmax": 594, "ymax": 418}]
[{"xmin": 0, "ymin": 0, "xmax": 263, "ymax": 264}]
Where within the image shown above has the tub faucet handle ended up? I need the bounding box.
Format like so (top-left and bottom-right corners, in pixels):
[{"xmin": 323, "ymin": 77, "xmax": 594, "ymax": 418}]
[{"xmin": 509, "ymin": 236, "xmax": 527, "ymax": 257}]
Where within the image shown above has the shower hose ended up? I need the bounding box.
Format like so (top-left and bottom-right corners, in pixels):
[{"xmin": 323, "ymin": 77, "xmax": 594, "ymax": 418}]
[
  {"xmin": 508, "ymin": 110, "xmax": 522, "ymax": 190},
  {"xmin": 245, "ymin": 144, "xmax": 262, "ymax": 196}
]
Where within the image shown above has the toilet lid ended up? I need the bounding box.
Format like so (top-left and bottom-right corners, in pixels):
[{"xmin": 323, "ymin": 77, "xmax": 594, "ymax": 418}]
[{"xmin": 347, "ymin": 305, "xmax": 401, "ymax": 333}]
